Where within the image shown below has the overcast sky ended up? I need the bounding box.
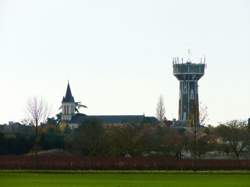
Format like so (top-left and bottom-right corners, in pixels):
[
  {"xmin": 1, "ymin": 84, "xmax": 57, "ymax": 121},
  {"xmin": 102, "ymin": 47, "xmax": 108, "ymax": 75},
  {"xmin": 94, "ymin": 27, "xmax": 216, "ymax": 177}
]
[{"xmin": 0, "ymin": 0, "xmax": 249, "ymax": 124}]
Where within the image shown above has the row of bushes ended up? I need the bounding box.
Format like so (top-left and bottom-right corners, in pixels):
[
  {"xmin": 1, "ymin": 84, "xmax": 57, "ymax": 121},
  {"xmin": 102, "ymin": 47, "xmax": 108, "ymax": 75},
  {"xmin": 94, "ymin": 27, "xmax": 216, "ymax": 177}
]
[{"xmin": 0, "ymin": 155, "xmax": 250, "ymax": 170}]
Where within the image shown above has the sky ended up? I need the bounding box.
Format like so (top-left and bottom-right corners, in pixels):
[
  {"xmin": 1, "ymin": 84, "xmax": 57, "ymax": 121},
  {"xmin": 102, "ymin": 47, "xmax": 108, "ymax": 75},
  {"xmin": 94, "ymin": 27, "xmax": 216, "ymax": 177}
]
[{"xmin": 0, "ymin": 0, "xmax": 249, "ymax": 125}]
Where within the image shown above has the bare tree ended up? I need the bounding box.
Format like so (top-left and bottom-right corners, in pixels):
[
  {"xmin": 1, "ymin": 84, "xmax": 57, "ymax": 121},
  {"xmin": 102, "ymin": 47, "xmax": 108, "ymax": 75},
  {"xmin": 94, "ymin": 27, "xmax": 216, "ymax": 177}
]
[
  {"xmin": 26, "ymin": 97, "xmax": 49, "ymax": 167},
  {"xmin": 216, "ymin": 120, "xmax": 250, "ymax": 159},
  {"xmin": 199, "ymin": 102, "xmax": 208, "ymax": 126},
  {"xmin": 156, "ymin": 95, "xmax": 166, "ymax": 122},
  {"xmin": 27, "ymin": 97, "xmax": 49, "ymax": 129}
]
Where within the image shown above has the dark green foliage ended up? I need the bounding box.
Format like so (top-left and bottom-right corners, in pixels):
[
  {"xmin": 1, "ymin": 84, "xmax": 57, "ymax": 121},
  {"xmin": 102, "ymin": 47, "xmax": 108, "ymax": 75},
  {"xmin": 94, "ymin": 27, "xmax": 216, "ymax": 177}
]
[
  {"xmin": 0, "ymin": 119, "xmax": 250, "ymax": 158},
  {"xmin": 0, "ymin": 133, "xmax": 35, "ymax": 155},
  {"xmin": 65, "ymin": 118, "xmax": 105, "ymax": 156},
  {"xmin": 46, "ymin": 117, "xmax": 57, "ymax": 126},
  {"xmin": 40, "ymin": 128, "xmax": 64, "ymax": 150},
  {"xmin": 104, "ymin": 124, "xmax": 143, "ymax": 156}
]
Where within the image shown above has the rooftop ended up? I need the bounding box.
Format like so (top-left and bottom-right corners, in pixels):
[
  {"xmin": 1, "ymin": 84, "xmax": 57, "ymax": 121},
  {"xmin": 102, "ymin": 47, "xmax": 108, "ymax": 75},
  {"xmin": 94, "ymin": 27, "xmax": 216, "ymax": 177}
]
[{"xmin": 70, "ymin": 113, "xmax": 158, "ymax": 125}]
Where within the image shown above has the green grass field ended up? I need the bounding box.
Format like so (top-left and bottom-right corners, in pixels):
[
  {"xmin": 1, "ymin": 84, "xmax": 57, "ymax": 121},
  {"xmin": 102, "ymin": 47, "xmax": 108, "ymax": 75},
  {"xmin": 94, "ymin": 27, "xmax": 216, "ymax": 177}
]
[{"xmin": 0, "ymin": 171, "xmax": 250, "ymax": 187}]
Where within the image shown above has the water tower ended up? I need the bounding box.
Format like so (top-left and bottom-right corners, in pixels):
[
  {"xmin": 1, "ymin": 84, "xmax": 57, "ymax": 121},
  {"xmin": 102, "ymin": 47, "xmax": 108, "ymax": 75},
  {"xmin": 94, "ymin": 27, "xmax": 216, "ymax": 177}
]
[{"xmin": 173, "ymin": 57, "xmax": 206, "ymax": 127}]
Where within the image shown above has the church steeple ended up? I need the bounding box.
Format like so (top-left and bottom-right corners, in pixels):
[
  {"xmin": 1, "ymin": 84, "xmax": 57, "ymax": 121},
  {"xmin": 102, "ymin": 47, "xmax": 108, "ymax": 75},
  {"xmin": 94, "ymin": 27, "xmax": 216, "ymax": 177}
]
[
  {"xmin": 62, "ymin": 82, "xmax": 75, "ymax": 103},
  {"xmin": 61, "ymin": 82, "xmax": 76, "ymax": 121}
]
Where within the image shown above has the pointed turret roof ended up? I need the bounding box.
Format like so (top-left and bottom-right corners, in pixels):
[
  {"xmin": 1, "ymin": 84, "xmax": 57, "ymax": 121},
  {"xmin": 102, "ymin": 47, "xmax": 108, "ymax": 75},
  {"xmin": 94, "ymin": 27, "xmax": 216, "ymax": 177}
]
[{"xmin": 62, "ymin": 82, "xmax": 75, "ymax": 103}]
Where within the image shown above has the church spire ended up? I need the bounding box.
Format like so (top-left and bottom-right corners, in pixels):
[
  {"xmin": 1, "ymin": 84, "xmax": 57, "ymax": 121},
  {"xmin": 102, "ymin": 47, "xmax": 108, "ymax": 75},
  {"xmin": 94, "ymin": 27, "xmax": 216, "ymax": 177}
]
[{"xmin": 62, "ymin": 82, "xmax": 75, "ymax": 103}]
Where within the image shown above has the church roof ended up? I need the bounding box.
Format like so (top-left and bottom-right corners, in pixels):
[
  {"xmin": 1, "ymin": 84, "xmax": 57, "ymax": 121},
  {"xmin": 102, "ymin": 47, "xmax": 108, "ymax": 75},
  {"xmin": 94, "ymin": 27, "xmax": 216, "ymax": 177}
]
[
  {"xmin": 62, "ymin": 82, "xmax": 75, "ymax": 103},
  {"xmin": 70, "ymin": 113, "xmax": 87, "ymax": 124},
  {"xmin": 89, "ymin": 115, "xmax": 145, "ymax": 123},
  {"xmin": 69, "ymin": 114, "xmax": 158, "ymax": 125}
]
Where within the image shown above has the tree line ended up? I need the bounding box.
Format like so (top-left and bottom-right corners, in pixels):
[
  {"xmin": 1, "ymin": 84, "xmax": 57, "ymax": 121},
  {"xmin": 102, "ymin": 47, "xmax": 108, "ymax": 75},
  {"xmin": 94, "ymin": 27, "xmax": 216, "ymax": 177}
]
[{"xmin": 0, "ymin": 118, "xmax": 250, "ymax": 159}]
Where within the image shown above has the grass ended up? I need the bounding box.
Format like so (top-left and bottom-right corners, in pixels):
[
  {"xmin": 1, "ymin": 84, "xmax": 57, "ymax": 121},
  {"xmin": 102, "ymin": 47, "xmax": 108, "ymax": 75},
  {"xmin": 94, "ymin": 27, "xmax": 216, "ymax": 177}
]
[{"xmin": 0, "ymin": 171, "xmax": 250, "ymax": 187}]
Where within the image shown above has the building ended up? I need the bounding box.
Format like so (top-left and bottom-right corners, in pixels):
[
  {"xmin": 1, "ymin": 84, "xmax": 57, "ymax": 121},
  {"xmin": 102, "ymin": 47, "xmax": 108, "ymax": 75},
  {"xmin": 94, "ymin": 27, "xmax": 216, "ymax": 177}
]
[
  {"xmin": 61, "ymin": 83, "xmax": 76, "ymax": 121},
  {"xmin": 60, "ymin": 82, "xmax": 158, "ymax": 128},
  {"xmin": 173, "ymin": 57, "xmax": 206, "ymax": 128}
]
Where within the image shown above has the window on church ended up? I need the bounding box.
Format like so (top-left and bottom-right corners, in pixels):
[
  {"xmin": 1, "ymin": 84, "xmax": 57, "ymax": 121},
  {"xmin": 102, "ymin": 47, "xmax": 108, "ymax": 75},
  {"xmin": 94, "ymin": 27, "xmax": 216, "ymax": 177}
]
[{"xmin": 66, "ymin": 106, "xmax": 68, "ymax": 115}]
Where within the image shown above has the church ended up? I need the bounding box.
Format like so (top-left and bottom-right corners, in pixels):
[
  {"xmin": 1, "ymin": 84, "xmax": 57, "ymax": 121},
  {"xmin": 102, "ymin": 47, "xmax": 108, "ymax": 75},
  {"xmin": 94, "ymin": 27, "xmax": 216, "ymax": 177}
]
[{"xmin": 60, "ymin": 82, "xmax": 158, "ymax": 129}]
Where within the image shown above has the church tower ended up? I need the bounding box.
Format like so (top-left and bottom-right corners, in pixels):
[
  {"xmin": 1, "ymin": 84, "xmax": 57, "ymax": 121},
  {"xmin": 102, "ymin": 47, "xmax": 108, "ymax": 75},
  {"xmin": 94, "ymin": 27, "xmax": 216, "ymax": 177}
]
[{"xmin": 61, "ymin": 82, "xmax": 76, "ymax": 121}]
